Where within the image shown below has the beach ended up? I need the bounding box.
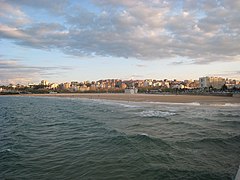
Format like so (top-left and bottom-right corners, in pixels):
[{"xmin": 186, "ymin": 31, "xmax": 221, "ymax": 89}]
[{"xmin": 20, "ymin": 93, "xmax": 240, "ymax": 104}]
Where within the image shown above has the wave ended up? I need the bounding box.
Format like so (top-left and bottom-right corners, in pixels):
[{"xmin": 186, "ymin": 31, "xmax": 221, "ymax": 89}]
[
  {"xmin": 165, "ymin": 121, "xmax": 204, "ymax": 128},
  {"xmin": 118, "ymin": 103, "xmax": 140, "ymax": 108},
  {"xmin": 148, "ymin": 101, "xmax": 240, "ymax": 108},
  {"xmin": 125, "ymin": 124, "xmax": 148, "ymax": 131},
  {"xmin": 224, "ymin": 103, "xmax": 240, "ymax": 107},
  {"xmin": 220, "ymin": 120, "xmax": 240, "ymax": 125},
  {"xmin": 204, "ymin": 135, "xmax": 240, "ymax": 144},
  {"xmin": 128, "ymin": 134, "xmax": 172, "ymax": 148},
  {"xmin": 139, "ymin": 167, "xmax": 232, "ymax": 180},
  {"xmin": 227, "ymin": 134, "xmax": 240, "ymax": 142},
  {"xmin": 104, "ymin": 133, "xmax": 172, "ymax": 150},
  {"xmin": 126, "ymin": 123, "xmax": 143, "ymax": 128},
  {"xmin": 91, "ymin": 99, "xmax": 140, "ymax": 108},
  {"xmin": 137, "ymin": 133, "xmax": 149, "ymax": 137},
  {"xmin": 178, "ymin": 135, "xmax": 240, "ymax": 147},
  {"xmin": 103, "ymin": 128, "xmax": 123, "ymax": 136},
  {"xmin": 147, "ymin": 101, "xmax": 201, "ymax": 106},
  {"xmin": 0, "ymin": 148, "xmax": 19, "ymax": 159},
  {"xmin": 0, "ymin": 148, "xmax": 12, "ymax": 153},
  {"xmin": 139, "ymin": 110, "xmax": 176, "ymax": 118},
  {"xmin": 216, "ymin": 113, "xmax": 240, "ymax": 118},
  {"xmin": 209, "ymin": 103, "xmax": 240, "ymax": 107}
]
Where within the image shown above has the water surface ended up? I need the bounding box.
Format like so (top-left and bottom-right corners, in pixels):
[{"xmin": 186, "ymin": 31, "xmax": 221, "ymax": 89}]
[{"xmin": 0, "ymin": 96, "xmax": 239, "ymax": 179}]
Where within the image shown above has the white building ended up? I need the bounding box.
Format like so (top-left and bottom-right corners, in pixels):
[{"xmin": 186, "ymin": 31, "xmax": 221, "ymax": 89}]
[
  {"xmin": 143, "ymin": 79, "xmax": 153, "ymax": 87},
  {"xmin": 124, "ymin": 88, "xmax": 138, "ymax": 94},
  {"xmin": 40, "ymin": 80, "xmax": 49, "ymax": 86},
  {"xmin": 153, "ymin": 82, "xmax": 162, "ymax": 87},
  {"xmin": 199, "ymin": 77, "xmax": 225, "ymax": 89},
  {"xmin": 49, "ymin": 83, "xmax": 59, "ymax": 89}
]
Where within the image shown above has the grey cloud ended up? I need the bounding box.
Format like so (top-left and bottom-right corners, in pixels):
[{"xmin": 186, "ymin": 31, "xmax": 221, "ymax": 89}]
[
  {"xmin": 0, "ymin": 1, "xmax": 30, "ymax": 26},
  {"xmin": 210, "ymin": 71, "xmax": 240, "ymax": 78},
  {"xmin": 8, "ymin": 0, "xmax": 69, "ymax": 14},
  {"xmin": 136, "ymin": 64, "xmax": 147, "ymax": 68},
  {"xmin": 0, "ymin": 60, "xmax": 71, "ymax": 70},
  {"xmin": 0, "ymin": 61, "xmax": 40, "ymax": 84},
  {"xmin": 171, "ymin": 61, "xmax": 185, "ymax": 65},
  {"xmin": 0, "ymin": 60, "xmax": 73, "ymax": 84},
  {"xmin": 0, "ymin": 0, "xmax": 239, "ymax": 64}
]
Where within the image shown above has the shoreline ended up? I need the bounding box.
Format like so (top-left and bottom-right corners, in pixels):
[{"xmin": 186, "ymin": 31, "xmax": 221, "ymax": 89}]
[{"xmin": 9, "ymin": 93, "xmax": 240, "ymax": 104}]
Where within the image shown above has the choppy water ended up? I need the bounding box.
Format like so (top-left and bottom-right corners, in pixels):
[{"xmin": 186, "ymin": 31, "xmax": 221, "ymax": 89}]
[{"xmin": 0, "ymin": 96, "xmax": 240, "ymax": 180}]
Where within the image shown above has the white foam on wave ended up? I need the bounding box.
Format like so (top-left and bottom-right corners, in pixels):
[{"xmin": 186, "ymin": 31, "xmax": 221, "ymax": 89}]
[
  {"xmin": 91, "ymin": 99, "xmax": 140, "ymax": 108},
  {"xmin": 139, "ymin": 110, "xmax": 176, "ymax": 118},
  {"xmin": 223, "ymin": 103, "xmax": 240, "ymax": 107},
  {"xmin": 146, "ymin": 101, "xmax": 201, "ymax": 106},
  {"xmin": 0, "ymin": 149, "xmax": 12, "ymax": 153},
  {"xmin": 235, "ymin": 165, "xmax": 240, "ymax": 180},
  {"xmin": 138, "ymin": 133, "xmax": 149, "ymax": 137},
  {"xmin": 209, "ymin": 103, "xmax": 240, "ymax": 107},
  {"xmin": 145, "ymin": 101, "xmax": 240, "ymax": 108},
  {"xmin": 118, "ymin": 103, "xmax": 140, "ymax": 108}
]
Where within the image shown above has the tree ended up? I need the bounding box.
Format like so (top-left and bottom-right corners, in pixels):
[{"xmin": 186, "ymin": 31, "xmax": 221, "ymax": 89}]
[
  {"xmin": 208, "ymin": 85, "xmax": 213, "ymax": 92},
  {"xmin": 221, "ymin": 84, "xmax": 228, "ymax": 91}
]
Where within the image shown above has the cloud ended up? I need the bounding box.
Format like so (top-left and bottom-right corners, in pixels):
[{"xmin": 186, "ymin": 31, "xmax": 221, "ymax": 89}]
[
  {"xmin": 136, "ymin": 64, "xmax": 147, "ymax": 68},
  {"xmin": 171, "ymin": 61, "xmax": 185, "ymax": 65},
  {"xmin": 0, "ymin": 60, "xmax": 39, "ymax": 85},
  {"xmin": 0, "ymin": 1, "xmax": 31, "ymax": 26},
  {"xmin": 0, "ymin": 59, "xmax": 72, "ymax": 85},
  {"xmin": 0, "ymin": 0, "xmax": 239, "ymax": 64},
  {"xmin": 6, "ymin": 0, "xmax": 69, "ymax": 14},
  {"xmin": 123, "ymin": 74, "xmax": 145, "ymax": 80},
  {"xmin": 209, "ymin": 71, "xmax": 240, "ymax": 79},
  {"xmin": 0, "ymin": 24, "xmax": 30, "ymax": 40}
]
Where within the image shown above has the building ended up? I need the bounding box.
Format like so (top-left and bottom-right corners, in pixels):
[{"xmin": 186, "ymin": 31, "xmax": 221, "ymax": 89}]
[
  {"xmin": 162, "ymin": 81, "xmax": 170, "ymax": 88},
  {"xmin": 225, "ymin": 79, "xmax": 240, "ymax": 89},
  {"xmin": 124, "ymin": 88, "xmax": 138, "ymax": 94},
  {"xmin": 121, "ymin": 83, "xmax": 127, "ymax": 89},
  {"xmin": 49, "ymin": 83, "xmax": 59, "ymax": 89},
  {"xmin": 188, "ymin": 80, "xmax": 199, "ymax": 89},
  {"xmin": 199, "ymin": 77, "xmax": 226, "ymax": 89},
  {"xmin": 79, "ymin": 85, "xmax": 90, "ymax": 92},
  {"xmin": 63, "ymin": 82, "xmax": 71, "ymax": 89},
  {"xmin": 40, "ymin": 80, "xmax": 49, "ymax": 86},
  {"xmin": 143, "ymin": 79, "xmax": 153, "ymax": 87}
]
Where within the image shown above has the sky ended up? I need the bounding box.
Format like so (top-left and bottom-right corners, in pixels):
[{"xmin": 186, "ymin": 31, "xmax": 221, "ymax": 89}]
[{"xmin": 0, "ymin": 0, "xmax": 240, "ymax": 85}]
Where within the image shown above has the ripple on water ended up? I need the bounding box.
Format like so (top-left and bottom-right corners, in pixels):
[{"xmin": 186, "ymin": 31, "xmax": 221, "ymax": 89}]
[{"xmin": 0, "ymin": 96, "xmax": 239, "ymax": 179}]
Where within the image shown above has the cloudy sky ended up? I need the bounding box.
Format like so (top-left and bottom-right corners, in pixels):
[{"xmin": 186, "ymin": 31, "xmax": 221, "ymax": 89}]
[{"xmin": 0, "ymin": 0, "xmax": 239, "ymax": 84}]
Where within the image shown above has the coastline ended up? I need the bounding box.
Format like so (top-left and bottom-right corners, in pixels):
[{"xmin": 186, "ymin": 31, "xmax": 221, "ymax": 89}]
[{"xmin": 12, "ymin": 93, "xmax": 240, "ymax": 104}]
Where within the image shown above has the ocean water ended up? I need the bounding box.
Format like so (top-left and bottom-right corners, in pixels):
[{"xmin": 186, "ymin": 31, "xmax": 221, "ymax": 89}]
[{"xmin": 0, "ymin": 96, "xmax": 240, "ymax": 180}]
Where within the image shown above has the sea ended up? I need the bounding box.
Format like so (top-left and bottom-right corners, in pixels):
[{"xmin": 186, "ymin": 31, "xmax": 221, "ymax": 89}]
[{"xmin": 0, "ymin": 96, "xmax": 240, "ymax": 180}]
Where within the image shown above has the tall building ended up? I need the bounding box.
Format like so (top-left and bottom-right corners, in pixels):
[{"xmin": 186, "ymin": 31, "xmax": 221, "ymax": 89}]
[
  {"xmin": 63, "ymin": 82, "xmax": 71, "ymax": 89},
  {"xmin": 199, "ymin": 77, "xmax": 225, "ymax": 89},
  {"xmin": 40, "ymin": 80, "xmax": 49, "ymax": 86},
  {"xmin": 49, "ymin": 83, "xmax": 59, "ymax": 89},
  {"xmin": 143, "ymin": 79, "xmax": 153, "ymax": 87}
]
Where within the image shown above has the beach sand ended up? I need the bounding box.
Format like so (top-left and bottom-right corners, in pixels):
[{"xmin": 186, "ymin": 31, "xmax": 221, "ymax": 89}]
[{"xmin": 21, "ymin": 93, "xmax": 240, "ymax": 104}]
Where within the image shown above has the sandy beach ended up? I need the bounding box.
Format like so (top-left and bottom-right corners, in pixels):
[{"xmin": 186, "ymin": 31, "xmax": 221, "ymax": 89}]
[{"xmin": 19, "ymin": 93, "xmax": 240, "ymax": 104}]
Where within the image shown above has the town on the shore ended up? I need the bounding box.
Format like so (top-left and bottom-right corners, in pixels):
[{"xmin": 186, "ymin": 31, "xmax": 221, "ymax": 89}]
[{"xmin": 1, "ymin": 76, "xmax": 240, "ymax": 95}]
